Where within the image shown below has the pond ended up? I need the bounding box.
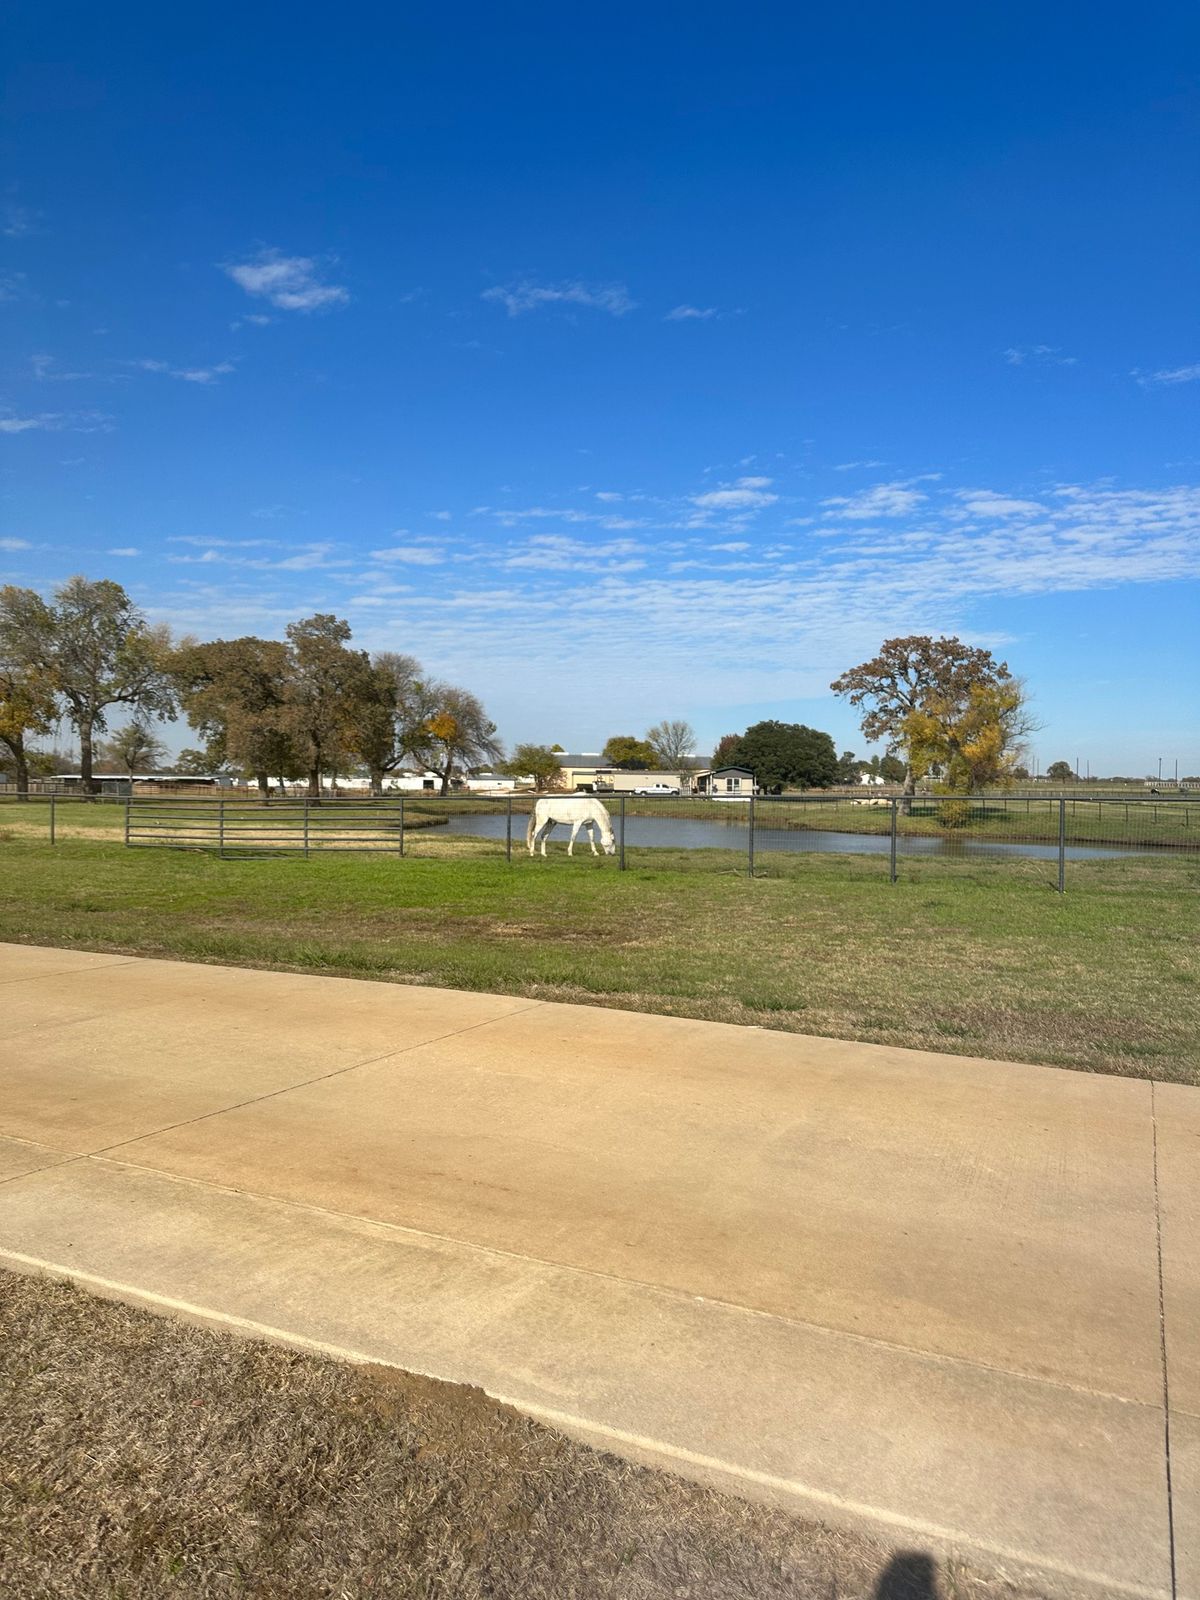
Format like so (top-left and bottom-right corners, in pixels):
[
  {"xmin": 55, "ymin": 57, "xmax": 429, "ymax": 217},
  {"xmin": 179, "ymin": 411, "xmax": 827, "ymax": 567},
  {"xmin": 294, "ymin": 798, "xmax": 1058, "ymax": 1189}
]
[{"xmin": 438, "ymin": 810, "xmax": 1140, "ymax": 862}]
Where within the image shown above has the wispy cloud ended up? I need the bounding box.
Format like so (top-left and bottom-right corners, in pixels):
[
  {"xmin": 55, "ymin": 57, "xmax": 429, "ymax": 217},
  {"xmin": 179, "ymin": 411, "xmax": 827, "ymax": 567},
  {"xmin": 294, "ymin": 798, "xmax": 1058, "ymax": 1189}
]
[
  {"xmin": 822, "ymin": 481, "xmax": 928, "ymax": 519},
  {"xmin": 367, "ymin": 545, "xmax": 445, "ymax": 566},
  {"xmin": 107, "ymin": 546, "xmax": 140, "ymax": 557},
  {"xmin": 132, "ymin": 359, "xmax": 235, "ymax": 385},
  {"xmin": 665, "ymin": 304, "xmax": 717, "ymax": 321},
  {"xmin": 833, "ymin": 459, "xmax": 887, "ymax": 471},
  {"xmin": 1004, "ymin": 345, "xmax": 1077, "ymax": 367},
  {"xmin": 0, "ymin": 537, "xmax": 31, "ymax": 551},
  {"xmin": 222, "ymin": 249, "xmax": 349, "ymax": 312},
  {"xmin": 1135, "ymin": 363, "xmax": 1200, "ymax": 388},
  {"xmin": 482, "ymin": 278, "xmax": 635, "ymax": 317},
  {"xmin": 2, "ymin": 203, "xmax": 37, "ymax": 237},
  {"xmin": 691, "ymin": 476, "xmax": 778, "ymax": 512},
  {"xmin": 0, "ymin": 408, "xmax": 111, "ymax": 435}
]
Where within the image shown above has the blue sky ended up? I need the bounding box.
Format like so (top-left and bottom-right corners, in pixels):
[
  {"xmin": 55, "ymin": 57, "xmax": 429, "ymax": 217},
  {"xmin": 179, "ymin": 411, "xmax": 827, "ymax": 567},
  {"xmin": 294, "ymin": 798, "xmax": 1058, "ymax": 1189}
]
[{"xmin": 2, "ymin": 2, "xmax": 1198, "ymax": 773}]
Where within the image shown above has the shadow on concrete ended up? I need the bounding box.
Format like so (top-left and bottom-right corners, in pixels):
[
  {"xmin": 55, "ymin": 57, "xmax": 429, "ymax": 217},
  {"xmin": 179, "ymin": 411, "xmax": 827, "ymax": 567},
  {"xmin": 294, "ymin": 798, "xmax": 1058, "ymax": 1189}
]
[{"xmin": 873, "ymin": 1551, "xmax": 940, "ymax": 1598}]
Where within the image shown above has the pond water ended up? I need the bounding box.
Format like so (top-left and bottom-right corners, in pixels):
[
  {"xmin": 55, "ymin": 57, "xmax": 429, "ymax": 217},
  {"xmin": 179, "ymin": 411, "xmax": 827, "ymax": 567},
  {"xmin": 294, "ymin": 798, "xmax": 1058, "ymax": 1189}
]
[{"xmin": 438, "ymin": 810, "xmax": 1139, "ymax": 862}]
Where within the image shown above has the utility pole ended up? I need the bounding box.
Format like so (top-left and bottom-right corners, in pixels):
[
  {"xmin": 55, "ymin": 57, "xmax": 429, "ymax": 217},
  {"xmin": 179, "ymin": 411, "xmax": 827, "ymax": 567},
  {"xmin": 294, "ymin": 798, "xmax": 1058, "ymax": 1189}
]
[{"xmin": 1159, "ymin": 756, "xmax": 1163, "ymax": 782}]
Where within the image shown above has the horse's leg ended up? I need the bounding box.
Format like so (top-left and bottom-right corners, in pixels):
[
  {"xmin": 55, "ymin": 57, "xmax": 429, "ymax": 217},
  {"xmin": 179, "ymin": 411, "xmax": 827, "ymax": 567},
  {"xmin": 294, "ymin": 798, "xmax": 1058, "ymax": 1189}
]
[
  {"xmin": 568, "ymin": 819, "xmax": 582, "ymax": 856},
  {"xmin": 540, "ymin": 820, "xmax": 553, "ymax": 858},
  {"xmin": 587, "ymin": 820, "xmax": 599, "ymax": 855}
]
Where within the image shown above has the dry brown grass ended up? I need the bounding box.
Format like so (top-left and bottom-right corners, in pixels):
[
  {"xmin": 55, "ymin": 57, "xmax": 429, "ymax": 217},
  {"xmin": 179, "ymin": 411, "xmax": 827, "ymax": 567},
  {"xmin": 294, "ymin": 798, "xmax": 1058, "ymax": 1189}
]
[{"xmin": 0, "ymin": 1272, "xmax": 1042, "ymax": 1600}]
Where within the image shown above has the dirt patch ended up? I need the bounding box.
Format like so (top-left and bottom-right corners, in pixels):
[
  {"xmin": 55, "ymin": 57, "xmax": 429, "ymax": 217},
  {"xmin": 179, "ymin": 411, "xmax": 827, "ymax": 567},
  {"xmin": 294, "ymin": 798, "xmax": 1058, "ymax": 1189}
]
[{"xmin": 0, "ymin": 1271, "xmax": 1042, "ymax": 1600}]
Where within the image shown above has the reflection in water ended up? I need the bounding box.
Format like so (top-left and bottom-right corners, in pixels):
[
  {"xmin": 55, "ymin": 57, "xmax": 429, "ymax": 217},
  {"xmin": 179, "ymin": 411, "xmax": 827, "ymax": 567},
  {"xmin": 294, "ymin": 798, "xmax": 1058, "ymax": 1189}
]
[{"xmin": 439, "ymin": 810, "xmax": 1137, "ymax": 863}]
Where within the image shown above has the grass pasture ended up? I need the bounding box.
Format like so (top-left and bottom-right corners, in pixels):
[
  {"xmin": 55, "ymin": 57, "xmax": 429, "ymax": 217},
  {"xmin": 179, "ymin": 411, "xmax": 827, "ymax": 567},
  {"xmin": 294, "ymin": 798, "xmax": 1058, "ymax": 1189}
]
[{"xmin": 1, "ymin": 824, "xmax": 1196, "ymax": 1083}]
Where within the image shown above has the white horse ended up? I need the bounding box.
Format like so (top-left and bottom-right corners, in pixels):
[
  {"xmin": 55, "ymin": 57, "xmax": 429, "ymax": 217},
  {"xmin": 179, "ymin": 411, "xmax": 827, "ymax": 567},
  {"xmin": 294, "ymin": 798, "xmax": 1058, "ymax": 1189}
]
[{"xmin": 527, "ymin": 795, "xmax": 617, "ymax": 857}]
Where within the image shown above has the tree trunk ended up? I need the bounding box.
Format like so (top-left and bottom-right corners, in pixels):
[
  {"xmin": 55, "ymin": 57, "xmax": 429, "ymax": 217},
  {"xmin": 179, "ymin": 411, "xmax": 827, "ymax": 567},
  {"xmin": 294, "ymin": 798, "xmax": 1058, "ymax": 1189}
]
[
  {"xmin": 901, "ymin": 762, "xmax": 916, "ymax": 816},
  {"xmin": 1, "ymin": 733, "xmax": 30, "ymax": 795},
  {"xmin": 308, "ymin": 765, "xmax": 321, "ymax": 799},
  {"xmin": 79, "ymin": 721, "xmax": 97, "ymax": 797},
  {"xmin": 369, "ymin": 766, "xmax": 384, "ymax": 798},
  {"xmin": 256, "ymin": 771, "xmax": 270, "ymax": 803},
  {"xmin": 439, "ymin": 766, "xmax": 452, "ymax": 797}
]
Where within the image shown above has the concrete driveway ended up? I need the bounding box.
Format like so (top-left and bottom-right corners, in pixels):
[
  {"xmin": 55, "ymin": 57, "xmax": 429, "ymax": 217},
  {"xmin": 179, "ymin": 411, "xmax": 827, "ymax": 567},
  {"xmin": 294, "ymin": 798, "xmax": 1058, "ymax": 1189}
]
[{"xmin": 0, "ymin": 942, "xmax": 1195, "ymax": 1599}]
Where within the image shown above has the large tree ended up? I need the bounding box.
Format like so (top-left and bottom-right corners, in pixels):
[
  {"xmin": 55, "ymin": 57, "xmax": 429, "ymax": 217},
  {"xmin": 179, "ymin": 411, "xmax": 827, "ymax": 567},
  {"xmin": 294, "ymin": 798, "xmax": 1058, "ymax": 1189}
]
[
  {"xmin": 724, "ymin": 720, "xmax": 838, "ymax": 792},
  {"xmin": 711, "ymin": 733, "xmax": 742, "ymax": 769},
  {"xmin": 1045, "ymin": 759, "xmax": 1075, "ymax": 783},
  {"xmin": 2, "ymin": 577, "xmax": 174, "ymax": 794},
  {"xmin": 502, "ymin": 743, "xmax": 563, "ymax": 791},
  {"xmin": 0, "ymin": 587, "xmax": 58, "ymax": 792},
  {"xmin": 602, "ymin": 734, "xmax": 657, "ymax": 770},
  {"xmin": 283, "ymin": 614, "xmax": 376, "ymax": 797},
  {"xmin": 645, "ymin": 719, "xmax": 696, "ymax": 775},
  {"xmin": 831, "ymin": 635, "xmax": 1033, "ymax": 803},
  {"xmin": 346, "ymin": 651, "xmax": 429, "ymax": 796},
  {"xmin": 172, "ymin": 636, "xmax": 300, "ymax": 797},
  {"xmin": 418, "ymin": 684, "xmax": 502, "ymax": 795}
]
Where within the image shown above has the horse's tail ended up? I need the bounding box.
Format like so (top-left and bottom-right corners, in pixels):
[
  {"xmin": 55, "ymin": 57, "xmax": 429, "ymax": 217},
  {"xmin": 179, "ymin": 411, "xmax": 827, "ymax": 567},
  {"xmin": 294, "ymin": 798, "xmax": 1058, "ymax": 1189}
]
[{"xmin": 526, "ymin": 801, "xmax": 539, "ymax": 850}]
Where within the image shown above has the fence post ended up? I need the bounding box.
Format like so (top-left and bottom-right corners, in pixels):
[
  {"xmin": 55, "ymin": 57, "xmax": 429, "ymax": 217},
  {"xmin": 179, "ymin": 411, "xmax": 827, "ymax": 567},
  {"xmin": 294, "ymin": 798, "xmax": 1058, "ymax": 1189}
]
[
  {"xmin": 748, "ymin": 793, "xmax": 756, "ymax": 877},
  {"xmin": 218, "ymin": 796, "xmax": 226, "ymax": 859},
  {"xmin": 303, "ymin": 796, "xmax": 310, "ymax": 859},
  {"xmin": 506, "ymin": 794, "xmax": 513, "ymax": 862},
  {"xmin": 619, "ymin": 796, "xmax": 626, "ymax": 871},
  {"xmin": 398, "ymin": 796, "xmax": 405, "ymax": 856},
  {"xmin": 889, "ymin": 797, "xmax": 898, "ymax": 883},
  {"xmin": 49, "ymin": 793, "xmax": 56, "ymax": 845},
  {"xmin": 1057, "ymin": 797, "xmax": 1066, "ymax": 894},
  {"xmin": 124, "ymin": 795, "xmax": 131, "ymax": 848}
]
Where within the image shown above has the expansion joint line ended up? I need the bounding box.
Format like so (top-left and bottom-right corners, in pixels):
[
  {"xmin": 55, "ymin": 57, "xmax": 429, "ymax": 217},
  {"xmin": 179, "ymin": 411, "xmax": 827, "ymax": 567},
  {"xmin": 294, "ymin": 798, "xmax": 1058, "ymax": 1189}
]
[{"xmin": 1150, "ymin": 1080, "xmax": 1177, "ymax": 1600}]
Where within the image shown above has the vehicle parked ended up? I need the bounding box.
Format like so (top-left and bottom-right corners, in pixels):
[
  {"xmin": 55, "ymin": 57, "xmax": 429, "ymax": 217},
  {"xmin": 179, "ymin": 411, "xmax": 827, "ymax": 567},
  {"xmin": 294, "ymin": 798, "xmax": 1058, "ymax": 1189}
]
[{"xmin": 632, "ymin": 782, "xmax": 680, "ymax": 796}]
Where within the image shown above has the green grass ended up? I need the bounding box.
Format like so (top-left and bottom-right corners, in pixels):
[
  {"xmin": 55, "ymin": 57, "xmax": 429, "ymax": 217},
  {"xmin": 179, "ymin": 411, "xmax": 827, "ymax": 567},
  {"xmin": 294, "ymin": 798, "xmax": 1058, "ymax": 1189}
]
[{"xmin": 2, "ymin": 830, "xmax": 1197, "ymax": 1083}]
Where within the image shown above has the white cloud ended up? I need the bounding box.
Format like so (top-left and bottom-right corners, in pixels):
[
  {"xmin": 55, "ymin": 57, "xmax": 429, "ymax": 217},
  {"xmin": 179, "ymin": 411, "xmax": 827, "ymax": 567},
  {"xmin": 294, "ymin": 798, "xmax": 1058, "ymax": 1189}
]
[
  {"xmin": 822, "ymin": 482, "xmax": 927, "ymax": 519},
  {"xmin": 0, "ymin": 413, "xmax": 59, "ymax": 433},
  {"xmin": 691, "ymin": 475, "xmax": 778, "ymax": 512},
  {"xmin": 1004, "ymin": 345, "xmax": 1078, "ymax": 367},
  {"xmin": 1137, "ymin": 363, "xmax": 1200, "ymax": 388},
  {"xmin": 107, "ymin": 546, "xmax": 140, "ymax": 557},
  {"xmin": 955, "ymin": 490, "xmax": 1044, "ymax": 517},
  {"xmin": 481, "ymin": 278, "xmax": 635, "ymax": 317},
  {"xmin": 712, "ymin": 541, "xmax": 750, "ymax": 552},
  {"xmin": 133, "ymin": 359, "xmax": 235, "ymax": 385},
  {"xmin": 665, "ymin": 305, "xmax": 717, "ymax": 321},
  {"xmin": 222, "ymin": 250, "xmax": 349, "ymax": 312},
  {"xmin": 368, "ymin": 546, "xmax": 445, "ymax": 565},
  {"xmin": 0, "ymin": 537, "xmax": 31, "ymax": 550},
  {"xmin": 833, "ymin": 459, "xmax": 886, "ymax": 471}
]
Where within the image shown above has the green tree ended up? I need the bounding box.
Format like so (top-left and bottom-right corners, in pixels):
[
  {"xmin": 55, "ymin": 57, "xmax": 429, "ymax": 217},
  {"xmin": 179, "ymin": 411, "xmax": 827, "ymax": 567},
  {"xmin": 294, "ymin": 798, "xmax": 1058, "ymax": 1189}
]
[
  {"xmin": 3, "ymin": 577, "xmax": 175, "ymax": 794},
  {"xmin": 724, "ymin": 721, "xmax": 838, "ymax": 791},
  {"xmin": 175, "ymin": 744, "xmax": 231, "ymax": 776},
  {"xmin": 602, "ymin": 734, "xmax": 657, "ymax": 770},
  {"xmin": 835, "ymin": 749, "xmax": 860, "ymax": 785},
  {"xmin": 283, "ymin": 614, "xmax": 374, "ymax": 797},
  {"xmin": 0, "ymin": 587, "xmax": 58, "ymax": 792},
  {"xmin": 831, "ymin": 635, "xmax": 1034, "ymax": 804},
  {"xmin": 711, "ymin": 733, "xmax": 742, "ymax": 769},
  {"xmin": 503, "ymin": 743, "xmax": 563, "ymax": 791},
  {"xmin": 101, "ymin": 720, "xmax": 169, "ymax": 779},
  {"xmin": 345, "ymin": 651, "xmax": 428, "ymax": 796},
  {"xmin": 1046, "ymin": 759, "xmax": 1075, "ymax": 783},
  {"xmin": 172, "ymin": 636, "xmax": 300, "ymax": 798}
]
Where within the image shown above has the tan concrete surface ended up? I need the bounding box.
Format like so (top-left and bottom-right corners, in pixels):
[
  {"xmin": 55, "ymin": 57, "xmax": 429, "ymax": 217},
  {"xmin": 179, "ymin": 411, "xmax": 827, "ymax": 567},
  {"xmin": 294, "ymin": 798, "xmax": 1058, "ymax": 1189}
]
[
  {"xmin": 0, "ymin": 942, "xmax": 1193, "ymax": 1599},
  {"xmin": 0, "ymin": 1159, "xmax": 1173, "ymax": 1600},
  {"xmin": 1175, "ymin": 1413, "xmax": 1199, "ymax": 1600},
  {"xmin": 1157, "ymin": 1082, "xmax": 1200, "ymax": 1418},
  {"xmin": 119, "ymin": 1002, "xmax": 1163, "ymax": 1403}
]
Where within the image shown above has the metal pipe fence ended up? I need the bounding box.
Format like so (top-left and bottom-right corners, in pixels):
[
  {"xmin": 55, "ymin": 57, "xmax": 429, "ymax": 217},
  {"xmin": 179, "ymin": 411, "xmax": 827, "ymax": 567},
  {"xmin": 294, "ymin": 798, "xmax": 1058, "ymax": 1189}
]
[{"xmin": 1, "ymin": 789, "xmax": 1197, "ymax": 890}]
